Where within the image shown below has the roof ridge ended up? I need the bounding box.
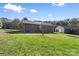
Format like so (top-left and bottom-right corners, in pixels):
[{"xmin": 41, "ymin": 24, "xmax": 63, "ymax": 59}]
[{"xmin": 22, "ymin": 21, "xmax": 52, "ymax": 25}]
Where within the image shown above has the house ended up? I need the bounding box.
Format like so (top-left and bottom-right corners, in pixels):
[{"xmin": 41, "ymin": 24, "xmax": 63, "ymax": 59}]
[
  {"xmin": 21, "ymin": 21, "xmax": 54, "ymax": 33},
  {"xmin": 55, "ymin": 26, "xmax": 65, "ymax": 33},
  {"xmin": 55, "ymin": 26, "xmax": 79, "ymax": 34}
]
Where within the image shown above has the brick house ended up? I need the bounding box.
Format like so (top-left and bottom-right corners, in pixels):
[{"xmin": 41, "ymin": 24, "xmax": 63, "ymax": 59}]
[{"xmin": 21, "ymin": 21, "xmax": 54, "ymax": 33}]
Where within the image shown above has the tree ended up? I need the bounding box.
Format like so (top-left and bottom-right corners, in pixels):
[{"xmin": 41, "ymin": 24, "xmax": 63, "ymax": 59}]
[
  {"xmin": 11, "ymin": 18, "xmax": 21, "ymax": 29},
  {"xmin": 40, "ymin": 22, "xmax": 44, "ymax": 36},
  {"xmin": 52, "ymin": 18, "xmax": 79, "ymax": 26},
  {"xmin": 70, "ymin": 18, "xmax": 78, "ymax": 26},
  {"xmin": 0, "ymin": 17, "xmax": 11, "ymax": 29},
  {"xmin": 22, "ymin": 17, "xmax": 28, "ymax": 21}
]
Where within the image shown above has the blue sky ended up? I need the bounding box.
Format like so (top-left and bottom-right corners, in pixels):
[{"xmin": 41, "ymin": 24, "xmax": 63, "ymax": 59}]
[{"xmin": 0, "ymin": 3, "xmax": 79, "ymax": 21}]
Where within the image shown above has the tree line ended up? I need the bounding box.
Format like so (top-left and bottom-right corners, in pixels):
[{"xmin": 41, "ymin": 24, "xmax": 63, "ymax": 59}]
[
  {"xmin": 43, "ymin": 18, "xmax": 79, "ymax": 26},
  {"xmin": 0, "ymin": 17, "xmax": 79, "ymax": 29},
  {"xmin": 0, "ymin": 17, "xmax": 28, "ymax": 29}
]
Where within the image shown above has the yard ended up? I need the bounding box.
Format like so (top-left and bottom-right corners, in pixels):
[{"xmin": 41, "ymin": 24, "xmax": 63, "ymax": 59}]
[{"xmin": 0, "ymin": 29, "xmax": 79, "ymax": 56}]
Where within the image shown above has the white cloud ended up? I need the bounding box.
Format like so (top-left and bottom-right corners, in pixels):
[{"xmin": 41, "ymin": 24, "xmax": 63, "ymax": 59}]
[
  {"xmin": 48, "ymin": 14, "xmax": 53, "ymax": 17},
  {"xmin": 30, "ymin": 9, "xmax": 38, "ymax": 13},
  {"xmin": 52, "ymin": 3, "xmax": 65, "ymax": 7},
  {"xmin": 3, "ymin": 3, "xmax": 25, "ymax": 13}
]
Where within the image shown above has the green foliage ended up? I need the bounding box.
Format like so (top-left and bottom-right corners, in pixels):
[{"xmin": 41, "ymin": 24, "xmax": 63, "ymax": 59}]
[
  {"xmin": 56, "ymin": 18, "xmax": 79, "ymax": 26},
  {"xmin": 11, "ymin": 18, "xmax": 21, "ymax": 29},
  {"xmin": 43, "ymin": 18, "xmax": 79, "ymax": 26}
]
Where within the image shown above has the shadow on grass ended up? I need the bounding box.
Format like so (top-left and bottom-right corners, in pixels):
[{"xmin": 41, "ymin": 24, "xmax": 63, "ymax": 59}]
[
  {"xmin": 5, "ymin": 29, "xmax": 54, "ymax": 34},
  {"xmin": 6, "ymin": 30, "xmax": 25, "ymax": 34},
  {"xmin": 8, "ymin": 31, "xmax": 54, "ymax": 34},
  {"xmin": 66, "ymin": 34, "xmax": 79, "ymax": 39}
]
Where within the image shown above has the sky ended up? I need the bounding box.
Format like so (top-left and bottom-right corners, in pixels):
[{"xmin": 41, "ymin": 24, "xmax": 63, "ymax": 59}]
[{"xmin": 0, "ymin": 3, "xmax": 79, "ymax": 21}]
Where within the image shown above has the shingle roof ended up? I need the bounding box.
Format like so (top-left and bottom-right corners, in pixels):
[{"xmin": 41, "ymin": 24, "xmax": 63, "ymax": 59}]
[
  {"xmin": 22, "ymin": 21, "xmax": 53, "ymax": 26},
  {"xmin": 61, "ymin": 26, "xmax": 79, "ymax": 29}
]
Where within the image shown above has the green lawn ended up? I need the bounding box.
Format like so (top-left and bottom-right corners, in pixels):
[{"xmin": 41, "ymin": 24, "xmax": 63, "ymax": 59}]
[{"xmin": 0, "ymin": 31, "xmax": 79, "ymax": 56}]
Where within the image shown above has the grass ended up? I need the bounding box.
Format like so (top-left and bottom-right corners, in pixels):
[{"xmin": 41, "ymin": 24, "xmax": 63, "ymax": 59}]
[{"xmin": 0, "ymin": 30, "xmax": 79, "ymax": 56}]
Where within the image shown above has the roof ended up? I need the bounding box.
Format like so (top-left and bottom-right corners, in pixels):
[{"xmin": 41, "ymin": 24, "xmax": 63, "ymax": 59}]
[
  {"xmin": 58, "ymin": 25, "xmax": 79, "ymax": 29},
  {"xmin": 22, "ymin": 21, "xmax": 53, "ymax": 26}
]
